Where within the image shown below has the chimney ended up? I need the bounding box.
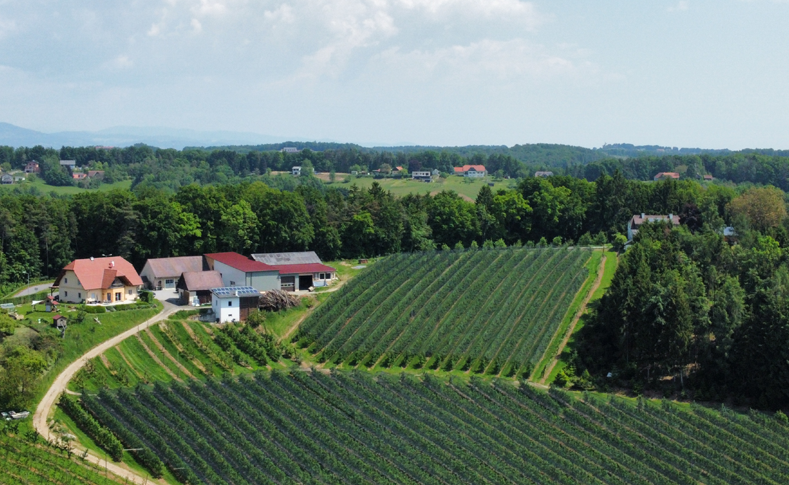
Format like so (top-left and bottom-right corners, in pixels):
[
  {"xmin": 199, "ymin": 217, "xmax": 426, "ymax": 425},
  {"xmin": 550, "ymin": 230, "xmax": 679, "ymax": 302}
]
[
  {"xmin": 669, "ymin": 213, "xmax": 673, "ymax": 221},
  {"xmin": 90, "ymin": 256, "xmax": 94, "ymax": 261},
  {"xmin": 109, "ymin": 260, "xmax": 115, "ymax": 269},
  {"xmin": 641, "ymin": 213, "xmax": 645, "ymax": 219}
]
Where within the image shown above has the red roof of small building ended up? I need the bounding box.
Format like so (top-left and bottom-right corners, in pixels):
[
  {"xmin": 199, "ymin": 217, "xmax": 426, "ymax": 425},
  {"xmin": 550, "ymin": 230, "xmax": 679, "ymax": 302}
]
[
  {"xmin": 205, "ymin": 252, "xmax": 276, "ymax": 273},
  {"xmin": 72, "ymin": 173, "xmax": 87, "ymax": 180},
  {"xmin": 54, "ymin": 257, "xmax": 143, "ymax": 290},
  {"xmin": 654, "ymin": 172, "xmax": 680, "ymax": 180},
  {"xmin": 269, "ymin": 263, "xmax": 337, "ymax": 275},
  {"xmin": 454, "ymin": 165, "xmax": 487, "ymax": 173},
  {"xmin": 53, "ymin": 315, "xmax": 64, "ymax": 320}
]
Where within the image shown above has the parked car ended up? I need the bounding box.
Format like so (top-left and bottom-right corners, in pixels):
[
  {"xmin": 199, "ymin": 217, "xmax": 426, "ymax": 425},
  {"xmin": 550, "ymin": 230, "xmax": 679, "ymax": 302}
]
[
  {"xmin": 1, "ymin": 412, "xmax": 9, "ymax": 421},
  {"xmin": 9, "ymin": 410, "xmax": 29, "ymax": 420}
]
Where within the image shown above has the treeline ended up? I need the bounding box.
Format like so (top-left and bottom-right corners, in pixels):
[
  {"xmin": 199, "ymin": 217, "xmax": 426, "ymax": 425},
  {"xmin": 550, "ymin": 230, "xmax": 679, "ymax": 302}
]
[
  {"xmin": 572, "ymin": 186, "xmax": 789, "ymax": 409},
  {"xmin": 0, "ymin": 171, "xmax": 770, "ymax": 288}
]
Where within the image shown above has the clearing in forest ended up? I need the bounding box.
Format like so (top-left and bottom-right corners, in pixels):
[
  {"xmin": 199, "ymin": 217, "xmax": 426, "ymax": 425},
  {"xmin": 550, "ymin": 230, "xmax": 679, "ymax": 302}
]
[{"xmin": 295, "ymin": 247, "xmax": 597, "ymax": 377}]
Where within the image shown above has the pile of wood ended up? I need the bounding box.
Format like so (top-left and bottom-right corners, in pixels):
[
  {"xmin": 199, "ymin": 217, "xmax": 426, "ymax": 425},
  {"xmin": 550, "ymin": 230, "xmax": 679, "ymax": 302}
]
[{"xmin": 259, "ymin": 290, "xmax": 300, "ymax": 312}]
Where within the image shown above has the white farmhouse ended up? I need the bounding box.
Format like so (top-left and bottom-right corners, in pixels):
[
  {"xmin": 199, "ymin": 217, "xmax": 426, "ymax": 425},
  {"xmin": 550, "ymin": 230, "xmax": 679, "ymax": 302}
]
[{"xmin": 210, "ymin": 286, "xmax": 260, "ymax": 323}]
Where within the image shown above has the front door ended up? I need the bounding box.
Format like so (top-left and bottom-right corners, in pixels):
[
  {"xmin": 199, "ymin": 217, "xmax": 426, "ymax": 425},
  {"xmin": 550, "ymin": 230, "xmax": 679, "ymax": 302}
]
[
  {"xmin": 106, "ymin": 293, "xmax": 111, "ymax": 302},
  {"xmin": 115, "ymin": 292, "xmax": 121, "ymax": 302}
]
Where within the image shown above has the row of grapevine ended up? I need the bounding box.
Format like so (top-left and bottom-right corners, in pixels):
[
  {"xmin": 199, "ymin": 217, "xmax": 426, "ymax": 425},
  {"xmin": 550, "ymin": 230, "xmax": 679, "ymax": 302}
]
[
  {"xmin": 297, "ymin": 247, "xmax": 594, "ymax": 374},
  {"xmin": 58, "ymin": 394, "xmax": 123, "ymax": 461},
  {"xmin": 81, "ymin": 371, "xmax": 789, "ymax": 484},
  {"xmin": 0, "ymin": 432, "xmax": 122, "ymax": 485}
]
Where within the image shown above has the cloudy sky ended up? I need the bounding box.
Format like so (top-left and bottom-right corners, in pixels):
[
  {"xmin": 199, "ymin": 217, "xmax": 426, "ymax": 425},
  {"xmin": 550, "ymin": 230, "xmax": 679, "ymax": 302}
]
[{"xmin": 0, "ymin": 0, "xmax": 787, "ymax": 148}]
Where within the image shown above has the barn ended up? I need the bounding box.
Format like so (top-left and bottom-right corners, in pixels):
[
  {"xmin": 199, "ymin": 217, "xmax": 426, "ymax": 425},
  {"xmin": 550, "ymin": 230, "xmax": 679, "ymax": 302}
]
[
  {"xmin": 177, "ymin": 270, "xmax": 223, "ymax": 306},
  {"xmin": 210, "ymin": 286, "xmax": 260, "ymax": 323},
  {"xmin": 251, "ymin": 251, "xmax": 337, "ymax": 291},
  {"xmin": 203, "ymin": 252, "xmax": 279, "ymax": 292}
]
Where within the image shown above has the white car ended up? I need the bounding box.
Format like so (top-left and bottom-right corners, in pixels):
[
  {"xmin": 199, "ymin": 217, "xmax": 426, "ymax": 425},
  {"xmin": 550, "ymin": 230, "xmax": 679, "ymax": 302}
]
[{"xmin": 9, "ymin": 411, "xmax": 29, "ymax": 420}]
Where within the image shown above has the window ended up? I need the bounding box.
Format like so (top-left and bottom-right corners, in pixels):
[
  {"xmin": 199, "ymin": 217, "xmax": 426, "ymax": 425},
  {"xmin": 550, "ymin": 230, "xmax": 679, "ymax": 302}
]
[
  {"xmin": 64, "ymin": 291, "xmax": 68, "ymax": 297},
  {"xmin": 127, "ymin": 289, "xmax": 133, "ymax": 295},
  {"xmin": 78, "ymin": 292, "xmax": 81, "ymax": 299},
  {"xmin": 229, "ymin": 281, "xmax": 236, "ymax": 287},
  {"xmin": 228, "ymin": 301, "xmax": 232, "ymax": 307},
  {"xmin": 64, "ymin": 277, "xmax": 68, "ymax": 284}
]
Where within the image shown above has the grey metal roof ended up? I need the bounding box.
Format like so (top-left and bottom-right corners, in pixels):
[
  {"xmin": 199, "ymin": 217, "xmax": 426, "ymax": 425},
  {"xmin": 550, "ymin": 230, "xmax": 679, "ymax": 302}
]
[
  {"xmin": 145, "ymin": 256, "xmax": 203, "ymax": 278},
  {"xmin": 251, "ymin": 251, "xmax": 322, "ymax": 265},
  {"xmin": 59, "ymin": 160, "xmax": 76, "ymax": 166},
  {"xmin": 211, "ymin": 286, "xmax": 260, "ymax": 298}
]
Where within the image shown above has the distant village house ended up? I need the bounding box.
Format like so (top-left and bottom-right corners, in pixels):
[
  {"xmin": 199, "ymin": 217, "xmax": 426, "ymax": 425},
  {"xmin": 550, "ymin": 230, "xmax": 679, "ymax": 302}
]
[
  {"xmin": 534, "ymin": 171, "xmax": 554, "ymax": 178},
  {"xmin": 412, "ymin": 170, "xmax": 433, "ymax": 182},
  {"xmin": 627, "ymin": 213, "xmax": 680, "ymax": 241},
  {"xmin": 25, "ymin": 161, "xmax": 40, "ymax": 173},
  {"xmin": 292, "ymin": 166, "xmax": 302, "ymax": 176},
  {"xmin": 204, "ymin": 252, "xmax": 280, "ymax": 292},
  {"xmin": 453, "ymin": 165, "xmax": 487, "ymax": 178},
  {"xmin": 653, "ymin": 172, "xmax": 680, "ymax": 181},
  {"xmin": 140, "ymin": 256, "xmax": 203, "ymax": 290}
]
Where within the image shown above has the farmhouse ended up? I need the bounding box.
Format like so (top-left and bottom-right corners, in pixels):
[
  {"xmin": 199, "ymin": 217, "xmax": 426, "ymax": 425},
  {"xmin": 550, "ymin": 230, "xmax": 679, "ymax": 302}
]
[
  {"xmin": 72, "ymin": 173, "xmax": 87, "ymax": 180},
  {"xmin": 52, "ymin": 256, "xmax": 143, "ymax": 304},
  {"xmin": 177, "ymin": 270, "xmax": 223, "ymax": 306},
  {"xmin": 211, "ymin": 286, "xmax": 260, "ymax": 323},
  {"xmin": 292, "ymin": 166, "xmax": 301, "ymax": 176},
  {"xmin": 534, "ymin": 171, "xmax": 554, "ymax": 178},
  {"xmin": 281, "ymin": 147, "xmax": 300, "ymax": 153},
  {"xmin": 140, "ymin": 256, "xmax": 203, "ymax": 290},
  {"xmin": 412, "ymin": 170, "xmax": 432, "ymax": 182},
  {"xmin": 704, "ymin": 174, "xmax": 714, "ymax": 181},
  {"xmin": 627, "ymin": 213, "xmax": 680, "ymax": 241},
  {"xmin": 251, "ymin": 251, "xmax": 336, "ymax": 291},
  {"xmin": 24, "ymin": 161, "xmax": 39, "ymax": 173},
  {"xmin": 453, "ymin": 165, "xmax": 487, "ymax": 178},
  {"xmin": 654, "ymin": 172, "xmax": 680, "ymax": 181},
  {"xmin": 1, "ymin": 174, "xmax": 12, "ymax": 184},
  {"xmin": 204, "ymin": 252, "xmax": 279, "ymax": 292}
]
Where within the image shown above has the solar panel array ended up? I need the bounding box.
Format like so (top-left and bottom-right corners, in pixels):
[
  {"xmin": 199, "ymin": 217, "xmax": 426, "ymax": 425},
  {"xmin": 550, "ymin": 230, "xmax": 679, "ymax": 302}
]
[{"xmin": 211, "ymin": 286, "xmax": 260, "ymax": 298}]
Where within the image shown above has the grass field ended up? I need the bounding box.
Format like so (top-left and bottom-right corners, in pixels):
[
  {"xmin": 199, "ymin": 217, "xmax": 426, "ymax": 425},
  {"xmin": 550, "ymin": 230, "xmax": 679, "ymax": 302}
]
[
  {"xmin": 0, "ymin": 431, "xmax": 125, "ymax": 484},
  {"xmin": 0, "ymin": 178, "xmax": 132, "ymax": 196},
  {"xmin": 295, "ymin": 247, "xmax": 597, "ymax": 377},
  {"xmin": 82, "ymin": 370, "xmax": 789, "ymax": 485},
  {"xmin": 324, "ymin": 174, "xmax": 515, "ymax": 200}
]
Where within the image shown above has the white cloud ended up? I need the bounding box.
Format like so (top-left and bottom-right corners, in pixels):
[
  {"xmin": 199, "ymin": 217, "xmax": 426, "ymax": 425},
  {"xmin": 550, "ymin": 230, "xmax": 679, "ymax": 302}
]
[
  {"xmin": 668, "ymin": 1, "xmax": 689, "ymax": 12},
  {"xmin": 191, "ymin": 18, "xmax": 203, "ymax": 33},
  {"xmin": 106, "ymin": 55, "xmax": 134, "ymax": 70}
]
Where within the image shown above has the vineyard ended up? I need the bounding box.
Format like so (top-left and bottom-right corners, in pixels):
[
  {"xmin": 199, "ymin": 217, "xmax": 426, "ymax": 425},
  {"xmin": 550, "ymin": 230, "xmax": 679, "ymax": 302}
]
[
  {"xmin": 0, "ymin": 432, "xmax": 123, "ymax": 484},
  {"xmin": 295, "ymin": 247, "xmax": 597, "ymax": 377},
  {"xmin": 79, "ymin": 370, "xmax": 789, "ymax": 485},
  {"xmin": 69, "ymin": 317, "xmax": 284, "ymax": 392}
]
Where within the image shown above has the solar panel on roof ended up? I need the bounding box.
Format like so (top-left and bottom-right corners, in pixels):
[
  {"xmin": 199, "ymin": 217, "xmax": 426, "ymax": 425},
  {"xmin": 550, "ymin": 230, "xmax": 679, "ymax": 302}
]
[{"xmin": 211, "ymin": 286, "xmax": 260, "ymax": 297}]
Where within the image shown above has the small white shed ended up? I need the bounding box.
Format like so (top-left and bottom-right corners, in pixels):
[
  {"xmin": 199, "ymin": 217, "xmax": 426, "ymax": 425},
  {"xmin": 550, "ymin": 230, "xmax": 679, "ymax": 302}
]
[{"xmin": 210, "ymin": 286, "xmax": 260, "ymax": 323}]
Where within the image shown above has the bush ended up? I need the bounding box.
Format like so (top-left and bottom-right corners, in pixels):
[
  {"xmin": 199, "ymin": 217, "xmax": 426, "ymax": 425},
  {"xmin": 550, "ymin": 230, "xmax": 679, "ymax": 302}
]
[{"xmin": 82, "ymin": 305, "xmax": 106, "ymax": 314}]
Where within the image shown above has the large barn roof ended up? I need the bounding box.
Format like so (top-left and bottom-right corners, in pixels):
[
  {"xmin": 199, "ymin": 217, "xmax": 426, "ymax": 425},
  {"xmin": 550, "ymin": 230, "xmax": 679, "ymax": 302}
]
[
  {"xmin": 205, "ymin": 252, "xmax": 276, "ymax": 273},
  {"xmin": 250, "ymin": 251, "xmax": 322, "ymax": 266},
  {"xmin": 144, "ymin": 256, "xmax": 203, "ymax": 278},
  {"xmin": 179, "ymin": 270, "xmax": 223, "ymax": 291}
]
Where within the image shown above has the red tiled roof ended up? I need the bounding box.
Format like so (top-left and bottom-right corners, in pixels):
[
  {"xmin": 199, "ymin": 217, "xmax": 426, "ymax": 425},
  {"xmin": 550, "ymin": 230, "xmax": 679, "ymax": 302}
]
[
  {"xmin": 654, "ymin": 172, "xmax": 680, "ymax": 179},
  {"xmin": 53, "ymin": 315, "xmax": 63, "ymax": 320},
  {"xmin": 454, "ymin": 165, "xmax": 486, "ymax": 173},
  {"xmin": 269, "ymin": 263, "xmax": 336, "ymax": 275},
  {"xmin": 205, "ymin": 252, "xmax": 276, "ymax": 272},
  {"xmin": 55, "ymin": 257, "xmax": 143, "ymax": 289}
]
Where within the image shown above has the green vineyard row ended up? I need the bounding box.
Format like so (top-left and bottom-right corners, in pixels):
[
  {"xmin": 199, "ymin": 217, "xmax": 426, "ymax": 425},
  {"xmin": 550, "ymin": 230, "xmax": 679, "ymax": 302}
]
[
  {"xmin": 295, "ymin": 247, "xmax": 594, "ymax": 376},
  {"xmin": 80, "ymin": 371, "xmax": 789, "ymax": 485}
]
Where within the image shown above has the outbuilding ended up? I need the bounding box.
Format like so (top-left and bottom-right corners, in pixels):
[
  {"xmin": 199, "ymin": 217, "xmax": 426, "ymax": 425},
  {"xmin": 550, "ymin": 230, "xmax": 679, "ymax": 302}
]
[
  {"xmin": 140, "ymin": 256, "xmax": 203, "ymax": 291},
  {"xmin": 177, "ymin": 270, "xmax": 223, "ymax": 306},
  {"xmin": 52, "ymin": 315, "xmax": 67, "ymax": 328},
  {"xmin": 204, "ymin": 252, "xmax": 279, "ymax": 292},
  {"xmin": 210, "ymin": 286, "xmax": 260, "ymax": 323},
  {"xmin": 251, "ymin": 251, "xmax": 336, "ymax": 291}
]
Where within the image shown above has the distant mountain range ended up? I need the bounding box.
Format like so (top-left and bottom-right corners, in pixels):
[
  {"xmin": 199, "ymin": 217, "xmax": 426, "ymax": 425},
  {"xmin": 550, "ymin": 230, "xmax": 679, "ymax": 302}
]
[{"xmin": 0, "ymin": 122, "xmax": 295, "ymax": 150}]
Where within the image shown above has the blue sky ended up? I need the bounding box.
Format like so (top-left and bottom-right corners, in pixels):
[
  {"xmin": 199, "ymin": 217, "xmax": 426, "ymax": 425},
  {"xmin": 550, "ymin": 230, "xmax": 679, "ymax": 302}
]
[{"xmin": 0, "ymin": 0, "xmax": 787, "ymax": 148}]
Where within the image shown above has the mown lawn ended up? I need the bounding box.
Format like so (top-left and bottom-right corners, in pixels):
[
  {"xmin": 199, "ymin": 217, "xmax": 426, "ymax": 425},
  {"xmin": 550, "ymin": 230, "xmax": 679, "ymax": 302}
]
[
  {"xmin": 324, "ymin": 175, "xmax": 515, "ymax": 200},
  {"xmin": 0, "ymin": 178, "xmax": 132, "ymax": 196}
]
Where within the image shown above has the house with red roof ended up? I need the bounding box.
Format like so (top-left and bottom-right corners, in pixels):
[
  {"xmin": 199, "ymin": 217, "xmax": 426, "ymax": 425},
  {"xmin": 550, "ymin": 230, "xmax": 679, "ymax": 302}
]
[
  {"xmin": 52, "ymin": 256, "xmax": 143, "ymax": 304},
  {"xmin": 251, "ymin": 251, "xmax": 336, "ymax": 291},
  {"xmin": 203, "ymin": 252, "xmax": 280, "ymax": 292},
  {"xmin": 453, "ymin": 165, "xmax": 487, "ymax": 178}
]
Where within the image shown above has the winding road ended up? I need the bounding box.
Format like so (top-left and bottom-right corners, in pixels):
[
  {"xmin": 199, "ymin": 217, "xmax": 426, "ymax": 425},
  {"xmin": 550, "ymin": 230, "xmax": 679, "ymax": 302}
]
[{"xmin": 33, "ymin": 300, "xmax": 179, "ymax": 484}]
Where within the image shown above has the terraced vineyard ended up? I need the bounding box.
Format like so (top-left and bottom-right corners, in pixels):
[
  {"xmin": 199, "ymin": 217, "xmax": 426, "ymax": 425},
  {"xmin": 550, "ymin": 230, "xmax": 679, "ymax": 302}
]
[
  {"xmin": 295, "ymin": 247, "xmax": 597, "ymax": 376},
  {"xmin": 70, "ymin": 317, "xmax": 282, "ymax": 392},
  {"xmin": 0, "ymin": 432, "xmax": 123, "ymax": 484},
  {"xmin": 81, "ymin": 371, "xmax": 789, "ymax": 485}
]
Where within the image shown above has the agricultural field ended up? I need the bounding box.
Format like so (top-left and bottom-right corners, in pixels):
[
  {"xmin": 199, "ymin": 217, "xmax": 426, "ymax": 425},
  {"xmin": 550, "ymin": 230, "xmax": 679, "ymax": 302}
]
[
  {"xmin": 80, "ymin": 370, "xmax": 789, "ymax": 485},
  {"xmin": 322, "ymin": 174, "xmax": 515, "ymax": 200},
  {"xmin": 0, "ymin": 432, "xmax": 124, "ymax": 484},
  {"xmin": 0, "ymin": 177, "xmax": 132, "ymax": 196},
  {"xmin": 295, "ymin": 247, "xmax": 597, "ymax": 377},
  {"xmin": 68, "ymin": 317, "xmax": 285, "ymax": 392}
]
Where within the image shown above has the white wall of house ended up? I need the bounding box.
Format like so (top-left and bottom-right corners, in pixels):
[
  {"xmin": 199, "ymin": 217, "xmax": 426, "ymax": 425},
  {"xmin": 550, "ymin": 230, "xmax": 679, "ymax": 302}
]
[
  {"xmin": 58, "ymin": 271, "xmax": 85, "ymax": 303},
  {"xmin": 213, "ymin": 261, "xmax": 248, "ymax": 288},
  {"xmin": 57, "ymin": 270, "xmax": 139, "ymax": 303},
  {"xmin": 139, "ymin": 262, "xmax": 177, "ymax": 290},
  {"xmin": 212, "ymin": 295, "xmax": 240, "ymax": 323},
  {"xmin": 465, "ymin": 170, "xmax": 486, "ymax": 178}
]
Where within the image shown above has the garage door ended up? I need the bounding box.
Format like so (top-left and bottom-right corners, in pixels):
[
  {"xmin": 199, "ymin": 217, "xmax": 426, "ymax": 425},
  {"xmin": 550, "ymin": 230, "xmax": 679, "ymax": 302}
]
[
  {"xmin": 299, "ymin": 275, "xmax": 313, "ymax": 291},
  {"xmin": 165, "ymin": 279, "xmax": 176, "ymax": 289},
  {"xmin": 281, "ymin": 276, "xmax": 295, "ymax": 291}
]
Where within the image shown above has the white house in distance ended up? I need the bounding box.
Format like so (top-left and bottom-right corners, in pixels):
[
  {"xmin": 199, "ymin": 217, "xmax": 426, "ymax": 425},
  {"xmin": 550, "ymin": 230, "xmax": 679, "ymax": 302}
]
[
  {"xmin": 250, "ymin": 251, "xmax": 336, "ymax": 291},
  {"xmin": 412, "ymin": 171, "xmax": 432, "ymax": 182},
  {"xmin": 210, "ymin": 286, "xmax": 260, "ymax": 323},
  {"xmin": 204, "ymin": 252, "xmax": 280, "ymax": 292},
  {"xmin": 140, "ymin": 256, "xmax": 203, "ymax": 290},
  {"xmin": 281, "ymin": 147, "xmax": 300, "ymax": 154},
  {"xmin": 534, "ymin": 171, "xmax": 554, "ymax": 178},
  {"xmin": 453, "ymin": 165, "xmax": 487, "ymax": 178},
  {"xmin": 627, "ymin": 213, "xmax": 681, "ymax": 241},
  {"xmin": 292, "ymin": 166, "xmax": 302, "ymax": 176},
  {"xmin": 52, "ymin": 256, "xmax": 143, "ymax": 304}
]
